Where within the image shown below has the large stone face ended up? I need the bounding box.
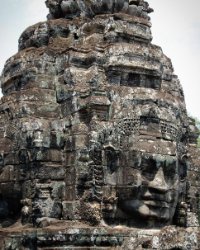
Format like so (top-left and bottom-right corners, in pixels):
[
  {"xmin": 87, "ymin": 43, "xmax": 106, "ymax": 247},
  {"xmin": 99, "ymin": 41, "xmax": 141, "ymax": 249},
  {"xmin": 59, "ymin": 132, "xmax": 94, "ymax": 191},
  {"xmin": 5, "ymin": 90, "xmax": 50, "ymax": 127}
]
[{"xmin": 0, "ymin": 0, "xmax": 199, "ymax": 249}]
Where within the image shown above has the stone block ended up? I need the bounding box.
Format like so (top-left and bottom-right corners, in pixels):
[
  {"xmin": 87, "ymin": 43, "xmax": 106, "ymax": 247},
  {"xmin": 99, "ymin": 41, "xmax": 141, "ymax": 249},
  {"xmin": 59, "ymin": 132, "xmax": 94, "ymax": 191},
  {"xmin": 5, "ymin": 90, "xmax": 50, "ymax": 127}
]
[
  {"xmin": 62, "ymin": 201, "xmax": 80, "ymax": 220},
  {"xmin": 35, "ymin": 165, "xmax": 66, "ymax": 180},
  {"xmin": 0, "ymin": 165, "xmax": 14, "ymax": 182},
  {"xmin": 74, "ymin": 135, "xmax": 89, "ymax": 149},
  {"xmin": 64, "ymin": 185, "xmax": 76, "ymax": 201},
  {"xmin": 65, "ymin": 167, "xmax": 76, "ymax": 185},
  {"xmin": 65, "ymin": 152, "xmax": 76, "ymax": 166},
  {"xmin": 50, "ymin": 131, "xmax": 65, "ymax": 149}
]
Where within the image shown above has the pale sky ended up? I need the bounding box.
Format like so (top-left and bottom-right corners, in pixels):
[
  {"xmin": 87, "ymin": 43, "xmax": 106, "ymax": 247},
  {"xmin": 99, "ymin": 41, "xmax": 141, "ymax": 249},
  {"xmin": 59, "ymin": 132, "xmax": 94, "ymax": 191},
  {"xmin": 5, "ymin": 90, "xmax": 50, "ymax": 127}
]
[{"xmin": 0, "ymin": 0, "xmax": 200, "ymax": 119}]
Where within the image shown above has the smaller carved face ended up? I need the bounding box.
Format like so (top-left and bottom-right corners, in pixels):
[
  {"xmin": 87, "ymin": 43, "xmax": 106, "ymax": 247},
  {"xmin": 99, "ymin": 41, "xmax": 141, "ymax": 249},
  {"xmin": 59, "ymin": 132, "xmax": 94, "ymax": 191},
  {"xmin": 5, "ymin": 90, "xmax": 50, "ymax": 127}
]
[{"xmin": 118, "ymin": 152, "xmax": 185, "ymax": 224}]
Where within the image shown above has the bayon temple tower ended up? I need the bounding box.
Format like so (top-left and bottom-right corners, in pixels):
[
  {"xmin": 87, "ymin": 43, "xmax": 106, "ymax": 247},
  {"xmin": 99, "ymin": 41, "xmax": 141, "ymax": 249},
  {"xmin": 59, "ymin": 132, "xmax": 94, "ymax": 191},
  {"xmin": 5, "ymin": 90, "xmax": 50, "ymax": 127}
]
[{"xmin": 0, "ymin": 0, "xmax": 199, "ymax": 249}]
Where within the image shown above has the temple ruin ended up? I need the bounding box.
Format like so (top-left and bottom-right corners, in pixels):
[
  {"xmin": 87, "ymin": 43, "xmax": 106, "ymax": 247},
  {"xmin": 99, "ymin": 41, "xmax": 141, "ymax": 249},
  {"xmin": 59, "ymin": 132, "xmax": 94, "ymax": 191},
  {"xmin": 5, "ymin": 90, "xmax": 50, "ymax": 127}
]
[{"xmin": 0, "ymin": 0, "xmax": 199, "ymax": 249}]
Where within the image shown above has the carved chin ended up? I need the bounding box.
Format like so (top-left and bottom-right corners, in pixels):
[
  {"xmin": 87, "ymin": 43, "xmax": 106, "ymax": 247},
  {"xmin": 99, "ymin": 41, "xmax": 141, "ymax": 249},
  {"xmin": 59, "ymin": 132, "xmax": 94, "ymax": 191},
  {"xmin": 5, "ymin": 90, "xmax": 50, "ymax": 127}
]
[{"xmin": 120, "ymin": 200, "xmax": 174, "ymax": 222}]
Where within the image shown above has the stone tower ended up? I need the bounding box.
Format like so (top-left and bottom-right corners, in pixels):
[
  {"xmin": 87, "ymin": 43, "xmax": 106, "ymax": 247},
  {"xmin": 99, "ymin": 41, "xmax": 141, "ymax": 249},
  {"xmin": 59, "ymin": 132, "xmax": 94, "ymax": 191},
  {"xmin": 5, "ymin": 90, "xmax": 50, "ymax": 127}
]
[{"xmin": 0, "ymin": 0, "xmax": 199, "ymax": 249}]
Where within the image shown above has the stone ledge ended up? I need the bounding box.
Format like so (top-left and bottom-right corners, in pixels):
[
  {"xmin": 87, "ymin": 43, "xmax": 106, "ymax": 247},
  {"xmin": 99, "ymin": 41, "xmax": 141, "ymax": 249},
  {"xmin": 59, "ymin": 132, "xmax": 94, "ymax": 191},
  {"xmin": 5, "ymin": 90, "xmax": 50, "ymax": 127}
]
[{"xmin": 0, "ymin": 223, "xmax": 199, "ymax": 249}]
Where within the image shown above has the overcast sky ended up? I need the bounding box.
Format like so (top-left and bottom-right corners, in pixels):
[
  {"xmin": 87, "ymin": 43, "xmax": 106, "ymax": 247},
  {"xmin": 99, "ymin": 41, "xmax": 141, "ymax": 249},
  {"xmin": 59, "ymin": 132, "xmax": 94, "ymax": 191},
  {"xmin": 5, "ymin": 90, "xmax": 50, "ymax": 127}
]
[{"xmin": 0, "ymin": 0, "xmax": 200, "ymax": 119}]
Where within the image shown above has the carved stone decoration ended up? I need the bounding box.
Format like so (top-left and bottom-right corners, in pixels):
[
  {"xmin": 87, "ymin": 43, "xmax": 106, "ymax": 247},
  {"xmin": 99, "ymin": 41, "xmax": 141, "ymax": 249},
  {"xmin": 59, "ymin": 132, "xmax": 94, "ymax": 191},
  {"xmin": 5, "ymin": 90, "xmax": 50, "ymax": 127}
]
[{"xmin": 0, "ymin": 0, "xmax": 199, "ymax": 249}]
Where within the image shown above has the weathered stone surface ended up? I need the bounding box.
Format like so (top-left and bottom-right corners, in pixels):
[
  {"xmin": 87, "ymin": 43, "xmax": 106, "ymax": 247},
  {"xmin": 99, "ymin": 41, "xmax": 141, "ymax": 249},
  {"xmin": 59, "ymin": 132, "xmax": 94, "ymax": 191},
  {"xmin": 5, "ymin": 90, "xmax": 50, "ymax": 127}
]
[
  {"xmin": 0, "ymin": 0, "xmax": 199, "ymax": 249},
  {"xmin": 0, "ymin": 224, "xmax": 199, "ymax": 249}
]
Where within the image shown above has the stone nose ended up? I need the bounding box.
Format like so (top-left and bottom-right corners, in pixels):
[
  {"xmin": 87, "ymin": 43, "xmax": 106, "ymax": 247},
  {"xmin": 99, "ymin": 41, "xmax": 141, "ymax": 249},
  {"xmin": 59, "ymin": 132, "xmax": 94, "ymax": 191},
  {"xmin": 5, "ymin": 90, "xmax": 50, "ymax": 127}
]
[{"xmin": 148, "ymin": 167, "xmax": 169, "ymax": 192}]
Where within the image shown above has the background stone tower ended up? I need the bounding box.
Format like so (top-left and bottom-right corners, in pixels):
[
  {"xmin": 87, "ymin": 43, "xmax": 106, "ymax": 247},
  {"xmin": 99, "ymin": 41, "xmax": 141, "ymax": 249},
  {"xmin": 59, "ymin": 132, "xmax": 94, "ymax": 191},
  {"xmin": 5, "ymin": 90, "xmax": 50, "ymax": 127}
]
[{"xmin": 0, "ymin": 0, "xmax": 199, "ymax": 249}]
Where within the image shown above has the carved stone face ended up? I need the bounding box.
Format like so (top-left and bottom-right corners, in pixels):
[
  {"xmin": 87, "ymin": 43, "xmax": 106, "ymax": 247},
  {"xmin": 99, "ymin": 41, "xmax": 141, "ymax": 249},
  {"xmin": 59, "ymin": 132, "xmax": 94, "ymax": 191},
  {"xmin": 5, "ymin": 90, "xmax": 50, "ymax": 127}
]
[
  {"xmin": 0, "ymin": 0, "xmax": 192, "ymax": 230},
  {"xmin": 118, "ymin": 152, "xmax": 181, "ymax": 224},
  {"xmin": 100, "ymin": 123, "xmax": 187, "ymax": 227}
]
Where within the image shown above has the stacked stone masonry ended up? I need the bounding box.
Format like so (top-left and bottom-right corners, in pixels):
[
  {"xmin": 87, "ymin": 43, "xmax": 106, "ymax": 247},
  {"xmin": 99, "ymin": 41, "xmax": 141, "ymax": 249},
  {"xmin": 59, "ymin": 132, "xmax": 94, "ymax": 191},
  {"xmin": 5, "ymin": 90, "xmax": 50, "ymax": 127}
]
[{"xmin": 0, "ymin": 0, "xmax": 199, "ymax": 249}]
